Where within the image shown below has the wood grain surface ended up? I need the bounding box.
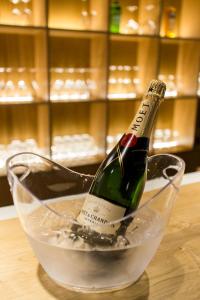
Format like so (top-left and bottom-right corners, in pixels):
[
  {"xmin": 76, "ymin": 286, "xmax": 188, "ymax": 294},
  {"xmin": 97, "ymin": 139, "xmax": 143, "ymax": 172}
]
[{"xmin": 0, "ymin": 182, "xmax": 200, "ymax": 300}]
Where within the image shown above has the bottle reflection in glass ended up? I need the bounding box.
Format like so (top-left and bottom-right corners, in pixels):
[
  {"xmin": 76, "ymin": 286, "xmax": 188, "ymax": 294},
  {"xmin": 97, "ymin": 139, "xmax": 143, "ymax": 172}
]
[
  {"xmin": 164, "ymin": 6, "xmax": 177, "ymax": 38},
  {"xmin": 81, "ymin": 0, "xmax": 90, "ymax": 29},
  {"xmin": 109, "ymin": 0, "xmax": 121, "ymax": 33}
]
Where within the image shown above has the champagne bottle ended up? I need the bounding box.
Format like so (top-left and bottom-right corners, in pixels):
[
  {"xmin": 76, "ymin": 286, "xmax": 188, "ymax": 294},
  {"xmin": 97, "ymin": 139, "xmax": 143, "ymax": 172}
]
[{"xmin": 73, "ymin": 80, "xmax": 166, "ymax": 246}]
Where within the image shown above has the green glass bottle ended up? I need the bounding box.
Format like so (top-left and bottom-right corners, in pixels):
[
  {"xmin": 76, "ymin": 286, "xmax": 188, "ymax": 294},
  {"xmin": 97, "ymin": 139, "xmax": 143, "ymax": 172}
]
[
  {"xmin": 109, "ymin": 0, "xmax": 121, "ymax": 33},
  {"xmin": 74, "ymin": 80, "xmax": 166, "ymax": 245}
]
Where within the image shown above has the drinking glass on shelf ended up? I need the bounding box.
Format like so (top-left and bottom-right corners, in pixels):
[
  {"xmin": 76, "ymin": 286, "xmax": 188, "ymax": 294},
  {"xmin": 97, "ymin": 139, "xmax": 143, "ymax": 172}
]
[
  {"xmin": 5, "ymin": 80, "xmax": 15, "ymax": 99},
  {"xmin": 86, "ymin": 78, "xmax": 96, "ymax": 96},
  {"xmin": 0, "ymin": 67, "xmax": 5, "ymax": 99},
  {"xmin": 29, "ymin": 67, "xmax": 40, "ymax": 98},
  {"xmin": 108, "ymin": 65, "xmax": 117, "ymax": 98},
  {"xmin": 51, "ymin": 133, "xmax": 100, "ymax": 165},
  {"xmin": 64, "ymin": 79, "xmax": 75, "ymax": 100},
  {"xmin": 198, "ymin": 72, "xmax": 200, "ymax": 96},
  {"xmin": 154, "ymin": 129, "xmax": 163, "ymax": 143},
  {"xmin": 81, "ymin": 0, "xmax": 91, "ymax": 29},
  {"xmin": 117, "ymin": 65, "xmax": 124, "ymax": 96},
  {"xmin": 64, "ymin": 67, "xmax": 76, "ymax": 100},
  {"xmin": 124, "ymin": 5, "xmax": 139, "ymax": 34},
  {"xmin": 139, "ymin": 3, "xmax": 157, "ymax": 35},
  {"xmin": 10, "ymin": 0, "xmax": 32, "ymax": 24},
  {"xmin": 123, "ymin": 65, "xmax": 133, "ymax": 97},
  {"xmin": 22, "ymin": 0, "xmax": 32, "ymax": 16},
  {"xmin": 167, "ymin": 74, "xmax": 177, "ymax": 97},
  {"xmin": 0, "ymin": 79, "xmax": 5, "ymax": 99},
  {"xmin": 76, "ymin": 68, "xmax": 90, "ymax": 100},
  {"xmin": 11, "ymin": 7, "xmax": 22, "ymax": 17},
  {"xmin": 16, "ymin": 67, "xmax": 33, "ymax": 101},
  {"xmin": 163, "ymin": 129, "xmax": 171, "ymax": 142},
  {"xmin": 51, "ymin": 79, "xmax": 64, "ymax": 101},
  {"xmin": 31, "ymin": 79, "xmax": 40, "ymax": 97},
  {"xmin": 159, "ymin": 74, "xmax": 177, "ymax": 97},
  {"xmin": 132, "ymin": 65, "xmax": 140, "ymax": 96}
]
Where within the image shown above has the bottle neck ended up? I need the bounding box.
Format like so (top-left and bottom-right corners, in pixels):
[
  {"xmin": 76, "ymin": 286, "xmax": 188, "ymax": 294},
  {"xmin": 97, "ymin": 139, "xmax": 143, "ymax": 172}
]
[{"xmin": 126, "ymin": 94, "xmax": 162, "ymax": 138}]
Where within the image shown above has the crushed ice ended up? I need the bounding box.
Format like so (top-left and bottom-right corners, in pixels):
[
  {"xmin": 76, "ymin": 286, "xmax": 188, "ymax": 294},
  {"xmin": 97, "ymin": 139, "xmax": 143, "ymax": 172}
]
[{"xmin": 38, "ymin": 206, "xmax": 163, "ymax": 251}]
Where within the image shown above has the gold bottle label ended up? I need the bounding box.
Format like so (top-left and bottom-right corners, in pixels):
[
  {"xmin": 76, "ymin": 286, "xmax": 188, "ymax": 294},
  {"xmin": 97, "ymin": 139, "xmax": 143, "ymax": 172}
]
[
  {"xmin": 127, "ymin": 96, "xmax": 160, "ymax": 137},
  {"xmin": 77, "ymin": 194, "xmax": 126, "ymax": 234}
]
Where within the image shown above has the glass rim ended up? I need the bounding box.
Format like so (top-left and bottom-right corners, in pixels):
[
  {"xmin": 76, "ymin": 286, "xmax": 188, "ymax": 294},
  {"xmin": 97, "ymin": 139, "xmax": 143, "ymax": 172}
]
[{"xmin": 6, "ymin": 151, "xmax": 185, "ymax": 226}]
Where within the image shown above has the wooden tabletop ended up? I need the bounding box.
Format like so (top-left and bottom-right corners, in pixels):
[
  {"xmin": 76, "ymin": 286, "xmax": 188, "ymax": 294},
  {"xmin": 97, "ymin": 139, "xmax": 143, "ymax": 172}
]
[{"xmin": 0, "ymin": 182, "xmax": 200, "ymax": 300}]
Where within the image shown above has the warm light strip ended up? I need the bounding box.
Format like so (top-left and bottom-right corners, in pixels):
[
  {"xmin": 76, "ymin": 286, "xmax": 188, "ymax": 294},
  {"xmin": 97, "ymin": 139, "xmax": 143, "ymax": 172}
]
[
  {"xmin": 50, "ymin": 93, "xmax": 89, "ymax": 101},
  {"xmin": 108, "ymin": 92, "xmax": 136, "ymax": 99},
  {"xmin": 0, "ymin": 96, "xmax": 33, "ymax": 103},
  {"xmin": 153, "ymin": 141, "xmax": 178, "ymax": 149}
]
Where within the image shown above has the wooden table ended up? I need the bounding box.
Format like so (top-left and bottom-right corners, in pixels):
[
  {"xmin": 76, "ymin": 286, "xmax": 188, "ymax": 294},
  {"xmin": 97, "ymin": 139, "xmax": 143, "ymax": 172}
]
[{"xmin": 0, "ymin": 182, "xmax": 200, "ymax": 300}]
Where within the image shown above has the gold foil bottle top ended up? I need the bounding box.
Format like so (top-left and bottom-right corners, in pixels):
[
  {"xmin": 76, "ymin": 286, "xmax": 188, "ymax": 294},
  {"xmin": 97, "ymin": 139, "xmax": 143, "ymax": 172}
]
[{"xmin": 147, "ymin": 79, "xmax": 166, "ymax": 100}]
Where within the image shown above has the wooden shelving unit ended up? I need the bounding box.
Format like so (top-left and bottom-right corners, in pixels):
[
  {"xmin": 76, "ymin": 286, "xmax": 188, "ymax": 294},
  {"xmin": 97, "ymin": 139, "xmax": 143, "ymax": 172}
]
[{"xmin": 0, "ymin": 0, "xmax": 200, "ymax": 205}]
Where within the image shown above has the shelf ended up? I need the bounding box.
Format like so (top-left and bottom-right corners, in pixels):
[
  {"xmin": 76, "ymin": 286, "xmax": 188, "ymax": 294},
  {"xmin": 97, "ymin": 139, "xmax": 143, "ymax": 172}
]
[
  {"xmin": 49, "ymin": 28, "xmax": 107, "ymax": 39},
  {"xmin": 159, "ymin": 39, "xmax": 200, "ymax": 96},
  {"xmin": 109, "ymin": 36, "xmax": 159, "ymax": 96},
  {"xmin": 0, "ymin": 24, "xmax": 47, "ymax": 34},
  {"xmin": 0, "ymin": 100, "xmax": 48, "ymax": 106},
  {"xmin": 51, "ymin": 102, "xmax": 106, "ymax": 167},
  {"xmin": 154, "ymin": 98, "xmax": 198, "ymax": 151},
  {"xmin": 107, "ymin": 96, "xmax": 142, "ymax": 102},
  {"xmin": 0, "ymin": 29, "xmax": 48, "ymax": 103},
  {"xmin": 50, "ymin": 99, "xmax": 106, "ymax": 104},
  {"xmin": 49, "ymin": 31, "xmax": 107, "ymax": 101},
  {"xmin": 110, "ymin": 33, "xmax": 159, "ymax": 42},
  {"xmin": 153, "ymin": 144, "xmax": 193, "ymax": 154}
]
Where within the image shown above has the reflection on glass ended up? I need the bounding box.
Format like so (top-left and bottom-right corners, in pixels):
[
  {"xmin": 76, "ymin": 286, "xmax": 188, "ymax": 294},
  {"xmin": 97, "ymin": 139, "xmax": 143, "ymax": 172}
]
[
  {"xmin": 106, "ymin": 133, "xmax": 122, "ymax": 154},
  {"xmin": 0, "ymin": 138, "xmax": 47, "ymax": 175}
]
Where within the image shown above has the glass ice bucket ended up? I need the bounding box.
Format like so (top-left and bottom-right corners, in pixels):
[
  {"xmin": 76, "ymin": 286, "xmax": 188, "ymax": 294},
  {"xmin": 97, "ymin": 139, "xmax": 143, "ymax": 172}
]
[{"xmin": 7, "ymin": 152, "xmax": 185, "ymax": 293}]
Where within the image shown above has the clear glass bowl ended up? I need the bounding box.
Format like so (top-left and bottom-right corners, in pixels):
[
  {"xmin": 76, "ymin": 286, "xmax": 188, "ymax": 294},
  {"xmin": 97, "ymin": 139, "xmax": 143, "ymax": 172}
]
[{"xmin": 7, "ymin": 152, "xmax": 185, "ymax": 293}]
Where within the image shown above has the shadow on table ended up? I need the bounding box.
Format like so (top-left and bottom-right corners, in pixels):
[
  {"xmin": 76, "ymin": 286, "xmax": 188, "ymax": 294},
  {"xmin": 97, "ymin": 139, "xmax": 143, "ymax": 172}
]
[{"xmin": 37, "ymin": 265, "xmax": 150, "ymax": 300}]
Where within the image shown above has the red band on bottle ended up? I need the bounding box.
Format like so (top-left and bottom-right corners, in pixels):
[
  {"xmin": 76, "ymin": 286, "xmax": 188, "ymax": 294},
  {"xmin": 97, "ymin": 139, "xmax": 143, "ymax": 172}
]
[{"xmin": 120, "ymin": 133, "xmax": 137, "ymax": 147}]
